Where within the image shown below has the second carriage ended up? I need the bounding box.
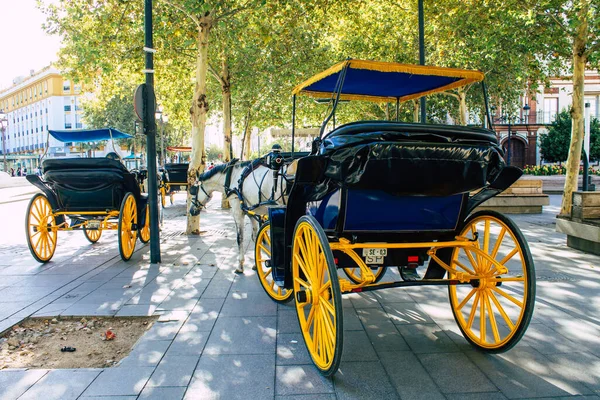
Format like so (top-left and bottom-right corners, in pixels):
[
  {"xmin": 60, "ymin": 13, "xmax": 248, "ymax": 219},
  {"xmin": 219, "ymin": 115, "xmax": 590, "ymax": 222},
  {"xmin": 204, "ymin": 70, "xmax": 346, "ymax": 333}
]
[{"xmin": 25, "ymin": 128, "xmax": 151, "ymax": 263}]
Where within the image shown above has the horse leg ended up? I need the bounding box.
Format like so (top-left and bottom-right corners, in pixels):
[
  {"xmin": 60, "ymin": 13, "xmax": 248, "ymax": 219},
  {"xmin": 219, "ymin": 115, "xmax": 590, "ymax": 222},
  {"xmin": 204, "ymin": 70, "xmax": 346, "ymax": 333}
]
[
  {"xmin": 232, "ymin": 201, "xmax": 245, "ymax": 274},
  {"xmin": 251, "ymin": 218, "xmax": 259, "ymax": 242}
]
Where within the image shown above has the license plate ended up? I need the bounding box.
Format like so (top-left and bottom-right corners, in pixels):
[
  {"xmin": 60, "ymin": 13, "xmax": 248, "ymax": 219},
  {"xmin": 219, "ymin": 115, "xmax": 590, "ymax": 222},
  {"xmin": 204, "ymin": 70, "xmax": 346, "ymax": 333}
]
[
  {"xmin": 362, "ymin": 248, "xmax": 387, "ymax": 264},
  {"xmin": 87, "ymin": 220, "xmax": 100, "ymax": 229}
]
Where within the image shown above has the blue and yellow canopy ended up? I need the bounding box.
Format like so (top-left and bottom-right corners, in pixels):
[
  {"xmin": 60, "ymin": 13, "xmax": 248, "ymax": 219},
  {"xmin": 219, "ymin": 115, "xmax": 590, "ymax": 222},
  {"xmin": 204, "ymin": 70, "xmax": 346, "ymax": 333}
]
[{"xmin": 292, "ymin": 59, "xmax": 484, "ymax": 103}]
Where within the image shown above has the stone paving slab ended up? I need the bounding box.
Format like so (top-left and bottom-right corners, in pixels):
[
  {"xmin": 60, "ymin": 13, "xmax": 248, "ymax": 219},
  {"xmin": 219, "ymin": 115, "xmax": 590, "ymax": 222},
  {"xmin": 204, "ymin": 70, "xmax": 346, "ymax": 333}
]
[{"xmin": 0, "ymin": 194, "xmax": 600, "ymax": 399}]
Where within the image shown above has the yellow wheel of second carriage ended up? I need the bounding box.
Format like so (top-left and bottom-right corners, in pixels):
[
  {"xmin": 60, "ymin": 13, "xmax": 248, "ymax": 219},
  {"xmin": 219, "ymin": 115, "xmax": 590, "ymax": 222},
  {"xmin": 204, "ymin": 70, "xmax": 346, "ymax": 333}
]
[
  {"xmin": 83, "ymin": 226, "xmax": 102, "ymax": 243},
  {"xmin": 292, "ymin": 215, "xmax": 343, "ymax": 377},
  {"xmin": 139, "ymin": 206, "xmax": 150, "ymax": 244},
  {"xmin": 449, "ymin": 210, "xmax": 535, "ymax": 353},
  {"xmin": 25, "ymin": 193, "xmax": 57, "ymax": 263},
  {"xmin": 118, "ymin": 193, "xmax": 138, "ymax": 261},
  {"xmin": 160, "ymin": 187, "xmax": 166, "ymax": 208},
  {"xmin": 255, "ymin": 223, "xmax": 293, "ymax": 303}
]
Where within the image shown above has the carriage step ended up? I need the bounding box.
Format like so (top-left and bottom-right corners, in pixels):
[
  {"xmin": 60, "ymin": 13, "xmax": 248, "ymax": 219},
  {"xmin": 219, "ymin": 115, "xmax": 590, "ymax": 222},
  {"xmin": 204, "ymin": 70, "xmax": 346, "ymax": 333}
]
[{"xmin": 400, "ymin": 264, "xmax": 420, "ymax": 281}]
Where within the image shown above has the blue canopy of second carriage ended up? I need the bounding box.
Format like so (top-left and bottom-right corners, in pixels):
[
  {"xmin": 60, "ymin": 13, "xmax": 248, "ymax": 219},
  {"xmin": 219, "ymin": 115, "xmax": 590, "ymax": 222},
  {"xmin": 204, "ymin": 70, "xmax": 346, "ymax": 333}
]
[{"xmin": 48, "ymin": 128, "xmax": 133, "ymax": 143}]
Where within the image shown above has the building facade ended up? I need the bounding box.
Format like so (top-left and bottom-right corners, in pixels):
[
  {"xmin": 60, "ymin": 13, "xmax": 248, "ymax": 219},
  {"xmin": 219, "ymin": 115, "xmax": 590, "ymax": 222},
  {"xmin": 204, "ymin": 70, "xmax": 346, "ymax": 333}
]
[
  {"xmin": 492, "ymin": 71, "xmax": 600, "ymax": 168},
  {"xmin": 0, "ymin": 66, "xmax": 86, "ymax": 171}
]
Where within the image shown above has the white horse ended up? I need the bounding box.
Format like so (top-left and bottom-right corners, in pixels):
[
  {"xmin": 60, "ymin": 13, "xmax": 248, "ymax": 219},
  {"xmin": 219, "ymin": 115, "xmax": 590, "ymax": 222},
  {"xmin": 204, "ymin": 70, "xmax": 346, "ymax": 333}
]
[{"xmin": 189, "ymin": 160, "xmax": 287, "ymax": 274}]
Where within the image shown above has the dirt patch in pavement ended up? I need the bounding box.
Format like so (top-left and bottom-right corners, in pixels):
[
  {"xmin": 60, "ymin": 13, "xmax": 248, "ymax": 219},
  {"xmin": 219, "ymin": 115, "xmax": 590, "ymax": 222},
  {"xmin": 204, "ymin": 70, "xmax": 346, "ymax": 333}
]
[{"xmin": 0, "ymin": 316, "xmax": 157, "ymax": 369}]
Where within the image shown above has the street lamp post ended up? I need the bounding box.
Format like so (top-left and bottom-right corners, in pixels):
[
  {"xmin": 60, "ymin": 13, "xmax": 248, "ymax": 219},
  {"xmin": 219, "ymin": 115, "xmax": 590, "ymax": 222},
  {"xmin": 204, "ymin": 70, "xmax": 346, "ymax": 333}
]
[{"xmin": 0, "ymin": 109, "xmax": 8, "ymax": 172}]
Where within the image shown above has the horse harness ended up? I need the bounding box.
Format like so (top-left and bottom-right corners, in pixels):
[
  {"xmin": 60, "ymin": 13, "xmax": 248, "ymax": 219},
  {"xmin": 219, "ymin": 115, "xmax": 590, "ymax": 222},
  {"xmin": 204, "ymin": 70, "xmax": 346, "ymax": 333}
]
[{"xmin": 194, "ymin": 153, "xmax": 289, "ymax": 221}]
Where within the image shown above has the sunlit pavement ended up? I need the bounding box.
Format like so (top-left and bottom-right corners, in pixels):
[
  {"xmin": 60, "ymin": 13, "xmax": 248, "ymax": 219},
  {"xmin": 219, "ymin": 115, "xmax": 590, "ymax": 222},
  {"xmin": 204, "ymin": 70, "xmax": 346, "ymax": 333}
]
[{"xmin": 0, "ymin": 187, "xmax": 599, "ymax": 400}]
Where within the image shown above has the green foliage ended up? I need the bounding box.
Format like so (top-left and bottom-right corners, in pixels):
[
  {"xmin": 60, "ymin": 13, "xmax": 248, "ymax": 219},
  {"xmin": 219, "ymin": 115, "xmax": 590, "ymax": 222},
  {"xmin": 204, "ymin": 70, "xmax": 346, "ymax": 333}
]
[
  {"xmin": 540, "ymin": 110, "xmax": 600, "ymax": 163},
  {"xmin": 205, "ymin": 144, "xmax": 223, "ymax": 161}
]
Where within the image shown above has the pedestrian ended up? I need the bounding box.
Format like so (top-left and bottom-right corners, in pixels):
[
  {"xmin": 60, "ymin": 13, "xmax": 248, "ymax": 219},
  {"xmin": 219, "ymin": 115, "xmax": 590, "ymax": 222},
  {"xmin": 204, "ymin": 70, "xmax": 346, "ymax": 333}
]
[
  {"xmin": 9, "ymin": 167, "xmax": 14, "ymax": 177},
  {"xmin": 37, "ymin": 166, "xmax": 42, "ymax": 176},
  {"xmin": 16, "ymin": 167, "xmax": 21, "ymax": 176},
  {"xmin": 23, "ymin": 167, "xmax": 27, "ymax": 176}
]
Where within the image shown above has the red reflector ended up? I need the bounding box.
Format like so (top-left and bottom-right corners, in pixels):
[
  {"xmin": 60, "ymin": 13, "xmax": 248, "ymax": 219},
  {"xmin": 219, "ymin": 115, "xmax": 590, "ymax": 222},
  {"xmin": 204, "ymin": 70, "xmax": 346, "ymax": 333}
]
[
  {"xmin": 408, "ymin": 256, "xmax": 419, "ymax": 262},
  {"xmin": 352, "ymin": 288, "xmax": 363, "ymax": 292},
  {"xmin": 334, "ymin": 258, "xmax": 339, "ymax": 264}
]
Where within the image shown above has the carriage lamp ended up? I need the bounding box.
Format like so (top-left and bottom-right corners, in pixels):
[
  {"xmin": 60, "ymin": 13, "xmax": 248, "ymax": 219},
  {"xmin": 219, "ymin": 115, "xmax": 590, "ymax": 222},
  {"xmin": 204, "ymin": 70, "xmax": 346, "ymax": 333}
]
[{"xmin": 0, "ymin": 109, "xmax": 8, "ymax": 172}]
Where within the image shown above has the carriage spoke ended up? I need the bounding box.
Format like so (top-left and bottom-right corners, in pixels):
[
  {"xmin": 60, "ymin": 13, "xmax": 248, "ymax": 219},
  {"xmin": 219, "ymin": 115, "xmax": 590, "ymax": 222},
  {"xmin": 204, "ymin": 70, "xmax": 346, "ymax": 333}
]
[
  {"xmin": 467, "ymin": 291, "xmax": 480, "ymax": 329},
  {"xmin": 264, "ymin": 232, "xmax": 271, "ymax": 246},
  {"xmin": 489, "ymin": 291, "xmax": 515, "ymax": 330},
  {"xmin": 454, "ymin": 258, "xmax": 476, "ymax": 276},
  {"xmin": 320, "ymin": 297, "xmax": 335, "ymax": 316},
  {"xmin": 264, "ymin": 267, "xmax": 272, "ymax": 277},
  {"xmin": 457, "ymin": 288, "xmax": 477, "ymax": 311},
  {"xmin": 492, "ymin": 287, "xmax": 523, "ymax": 308},
  {"xmin": 483, "ymin": 219, "xmax": 490, "ymax": 255},
  {"xmin": 294, "ymin": 254, "xmax": 312, "ymax": 284},
  {"xmin": 319, "ymin": 280, "xmax": 332, "ymax": 296},
  {"xmin": 485, "ymin": 291, "xmax": 501, "ymax": 343},
  {"xmin": 464, "ymin": 248, "xmax": 480, "ymax": 271},
  {"xmin": 499, "ymin": 248, "xmax": 519, "ymax": 266},
  {"xmin": 306, "ymin": 305, "xmax": 316, "ymax": 328},
  {"xmin": 258, "ymin": 243, "xmax": 271, "ymax": 256},
  {"xmin": 294, "ymin": 275, "xmax": 311, "ymax": 290},
  {"xmin": 480, "ymin": 291, "xmax": 486, "ymax": 342},
  {"xmin": 487, "ymin": 228, "xmax": 506, "ymax": 270},
  {"xmin": 321, "ymin": 311, "xmax": 334, "ymax": 356}
]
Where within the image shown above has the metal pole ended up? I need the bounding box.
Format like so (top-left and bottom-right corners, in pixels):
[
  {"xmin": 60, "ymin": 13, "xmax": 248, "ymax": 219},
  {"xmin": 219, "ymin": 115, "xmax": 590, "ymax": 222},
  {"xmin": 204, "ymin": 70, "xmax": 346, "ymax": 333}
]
[
  {"xmin": 584, "ymin": 102, "xmax": 591, "ymax": 191},
  {"xmin": 144, "ymin": 0, "xmax": 161, "ymax": 263},
  {"xmin": 418, "ymin": 0, "xmax": 426, "ymax": 123}
]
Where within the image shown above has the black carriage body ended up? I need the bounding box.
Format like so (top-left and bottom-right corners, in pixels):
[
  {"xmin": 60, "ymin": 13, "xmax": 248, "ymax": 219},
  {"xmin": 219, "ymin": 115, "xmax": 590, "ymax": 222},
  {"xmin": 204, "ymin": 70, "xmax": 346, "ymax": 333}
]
[
  {"xmin": 27, "ymin": 158, "xmax": 148, "ymax": 224},
  {"xmin": 163, "ymin": 163, "xmax": 189, "ymax": 191},
  {"xmin": 270, "ymin": 121, "xmax": 522, "ymax": 288}
]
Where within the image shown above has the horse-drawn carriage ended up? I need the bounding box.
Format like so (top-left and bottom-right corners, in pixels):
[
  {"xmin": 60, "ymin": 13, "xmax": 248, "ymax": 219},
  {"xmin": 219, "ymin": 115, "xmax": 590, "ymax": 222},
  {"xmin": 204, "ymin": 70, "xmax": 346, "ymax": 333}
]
[
  {"xmin": 160, "ymin": 146, "xmax": 191, "ymax": 207},
  {"xmin": 253, "ymin": 60, "xmax": 536, "ymax": 376},
  {"xmin": 25, "ymin": 128, "xmax": 150, "ymax": 262}
]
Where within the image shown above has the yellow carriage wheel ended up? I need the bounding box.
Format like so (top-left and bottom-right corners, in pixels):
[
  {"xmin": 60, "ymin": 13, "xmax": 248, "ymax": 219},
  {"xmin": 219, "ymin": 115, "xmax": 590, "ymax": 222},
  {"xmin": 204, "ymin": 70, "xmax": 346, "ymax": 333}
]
[
  {"xmin": 343, "ymin": 264, "xmax": 386, "ymax": 284},
  {"xmin": 160, "ymin": 187, "xmax": 166, "ymax": 208},
  {"xmin": 449, "ymin": 210, "xmax": 535, "ymax": 352},
  {"xmin": 139, "ymin": 206, "xmax": 150, "ymax": 244},
  {"xmin": 118, "ymin": 192, "xmax": 138, "ymax": 261},
  {"xmin": 83, "ymin": 225, "xmax": 102, "ymax": 243},
  {"xmin": 25, "ymin": 193, "xmax": 57, "ymax": 263},
  {"xmin": 255, "ymin": 223, "xmax": 293, "ymax": 303},
  {"xmin": 292, "ymin": 215, "xmax": 343, "ymax": 377}
]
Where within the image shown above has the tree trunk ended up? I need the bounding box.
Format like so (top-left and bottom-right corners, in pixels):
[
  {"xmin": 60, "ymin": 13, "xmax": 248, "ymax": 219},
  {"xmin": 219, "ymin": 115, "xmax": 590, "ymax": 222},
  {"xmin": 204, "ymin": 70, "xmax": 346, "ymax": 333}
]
[
  {"xmin": 221, "ymin": 56, "xmax": 232, "ymax": 209},
  {"xmin": 244, "ymin": 116, "xmax": 252, "ymax": 160},
  {"xmin": 240, "ymin": 110, "xmax": 250, "ymax": 159},
  {"xmin": 413, "ymin": 100, "xmax": 419, "ymax": 122},
  {"xmin": 458, "ymin": 88, "xmax": 468, "ymax": 125},
  {"xmin": 186, "ymin": 14, "xmax": 212, "ymax": 234},
  {"xmin": 560, "ymin": 6, "xmax": 588, "ymax": 217}
]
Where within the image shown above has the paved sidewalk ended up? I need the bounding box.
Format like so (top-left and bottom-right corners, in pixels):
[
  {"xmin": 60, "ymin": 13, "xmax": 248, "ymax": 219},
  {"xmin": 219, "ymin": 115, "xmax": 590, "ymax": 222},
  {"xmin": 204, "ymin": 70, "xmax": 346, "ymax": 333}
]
[{"xmin": 0, "ymin": 194, "xmax": 599, "ymax": 399}]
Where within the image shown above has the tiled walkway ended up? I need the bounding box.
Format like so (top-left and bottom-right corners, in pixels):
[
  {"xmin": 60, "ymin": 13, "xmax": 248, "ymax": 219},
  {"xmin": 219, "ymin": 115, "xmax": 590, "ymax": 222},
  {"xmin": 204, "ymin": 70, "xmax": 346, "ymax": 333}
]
[{"xmin": 0, "ymin": 194, "xmax": 599, "ymax": 399}]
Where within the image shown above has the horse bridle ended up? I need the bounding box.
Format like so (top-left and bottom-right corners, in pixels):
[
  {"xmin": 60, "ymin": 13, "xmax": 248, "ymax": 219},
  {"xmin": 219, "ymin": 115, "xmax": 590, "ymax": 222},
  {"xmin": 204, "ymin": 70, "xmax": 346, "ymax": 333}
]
[{"xmin": 189, "ymin": 180, "xmax": 212, "ymax": 216}]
